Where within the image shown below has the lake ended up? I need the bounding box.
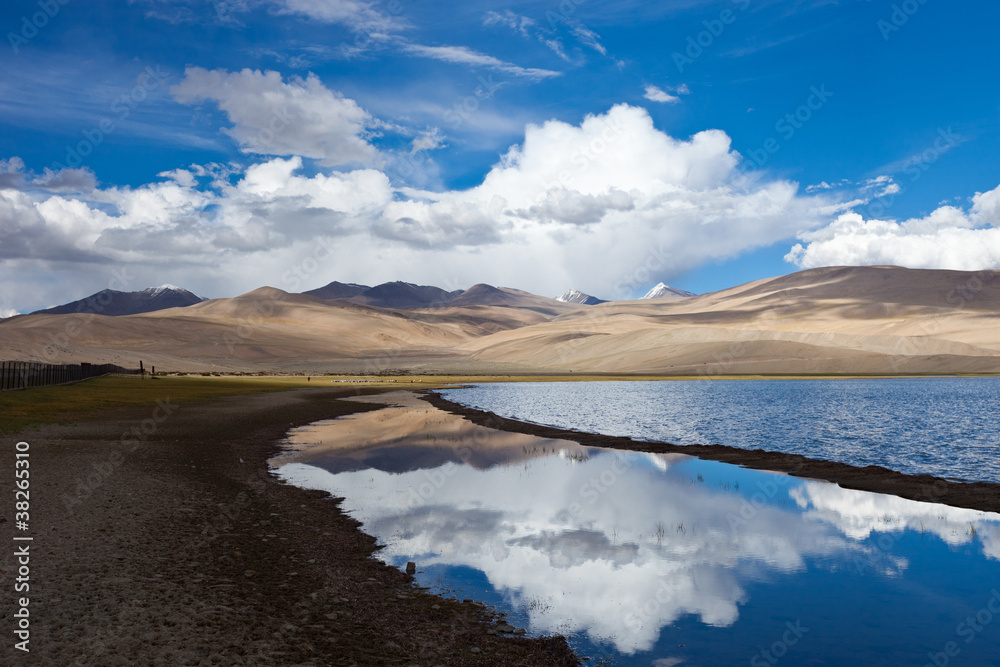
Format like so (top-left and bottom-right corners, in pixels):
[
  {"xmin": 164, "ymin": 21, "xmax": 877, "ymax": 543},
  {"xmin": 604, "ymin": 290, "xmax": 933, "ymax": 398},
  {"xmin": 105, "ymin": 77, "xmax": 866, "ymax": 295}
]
[
  {"xmin": 272, "ymin": 390, "xmax": 1000, "ymax": 666},
  {"xmin": 439, "ymin": 378, "xmax": 1000, "ymax": 484}
]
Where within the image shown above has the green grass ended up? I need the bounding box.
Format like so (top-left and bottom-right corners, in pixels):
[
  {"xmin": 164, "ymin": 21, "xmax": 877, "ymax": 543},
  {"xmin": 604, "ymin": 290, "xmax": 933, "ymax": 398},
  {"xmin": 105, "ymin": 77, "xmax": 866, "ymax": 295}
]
[{"xmin": 0, "ymin": 375, "xmax": 342, "ymax": 434}]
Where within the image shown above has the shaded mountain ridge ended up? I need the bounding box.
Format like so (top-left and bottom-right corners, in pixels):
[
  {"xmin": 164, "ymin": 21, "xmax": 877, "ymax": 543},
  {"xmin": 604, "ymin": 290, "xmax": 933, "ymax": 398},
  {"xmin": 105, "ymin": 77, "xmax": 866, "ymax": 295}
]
[{"xmin": 31, "ymin": 285, "xmax": 205, "ymax": 317}]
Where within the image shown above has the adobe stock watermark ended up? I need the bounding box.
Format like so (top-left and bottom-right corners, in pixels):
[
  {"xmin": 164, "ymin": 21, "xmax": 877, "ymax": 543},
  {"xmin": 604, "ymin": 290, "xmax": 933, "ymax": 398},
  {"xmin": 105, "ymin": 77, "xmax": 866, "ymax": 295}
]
[
  {"xmin": 750, "ymin": 619, "xmax": 811, "ymax": 666},
  {"xmin": 724, "ymin": 470, "xmax": 802, "ymax": 535},
  {"xmin": 386, "ymin": 74, "xmax": 503, "ymax": 185},
  {"xmin": 543, "ymin": 0, "xmax": 588, "ymax": 29},
  {"xmin": 178, "ymin": 491, "xmax": 253, "ymax": 562},
  {"xmin": 7, "ymin": 0, "xmax": 70, "ymax": 54},
  {"xmin": 864, "ymin": 127, "xmax": 960, "ymax": 220},
  {"xmin": 614, "ymin": 243, "xmax": 676, "ymax": 298},
  {"xmin": 672, "ymin": 0, "xmax": 751, "ymax": 73},
  {"xmin": 443, "ymin": 75, "xmax": 503, "ymax": 131},
  {"xmin": 878, "ymin": 0, "xmax": 931, "ymax": 41},
  {"xmin": 622, "ymin": 577, "xmax": 675, "ymax": 632},
  {"xmin": 249, "ymin": 105, "xmax": 292, "ymax": 154},
  {"xmin": 568, "ymin": 454, "xmax": 632, "ymax": 517},
  {"xmin": 525, "ymin": 111, "xmax": 626, "ymax": 205},
  {"xmin": 924, "ymin": 589, "xmax": 1000, "ymax": 667},
  {"xmin": 740, "ymin": 85, "xmax": 834, "ymax": 174},
  {"xmin": 559, "ymin": 242, "xmax": 687, "ymax": 360},
  {"xmin": 37, "ymin": 266, "xmax": 136, "ymax": 362},
  {"xmin": 404, "ymin": 447, "xmax": 475, "ymax": 508},
  {"xmin": 945, "ymin": 268, "xmax": 997, "ymax": 309},
  {"xmin": 852, "ymin": 530, "xmax": 905, "ymax": 576},
  {"xmin": 222, "ymin": 236, "xmax": 342, "ymax": 355},
  {"xmin": 881, "ymin": 257, "xmax": 981, "ymax": 374},
  {"xmin": 350, "ymin": 0, "xmax": 410, "ymax": 52},
  {"xmin": 212, "ymin": 0, "xmax": 244, "ymax": 24},
  {"xmin": 60, "ymin": 398, "xmax": 179, "ymax": 512},
  {"xmin": 356, "ymin": 277, "xmax": 464, "ymax": 374},
  {"xmin": 51, "ymin": 65, "xmax": 171, "ymax": 170}
]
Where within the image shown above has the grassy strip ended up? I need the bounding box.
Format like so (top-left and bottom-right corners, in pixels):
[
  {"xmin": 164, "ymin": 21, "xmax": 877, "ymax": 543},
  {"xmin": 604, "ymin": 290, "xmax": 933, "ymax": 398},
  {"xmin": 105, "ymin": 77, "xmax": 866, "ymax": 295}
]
[{"xmin": 0, "ymin": 375, "xmax": 400, "ymax": 434}]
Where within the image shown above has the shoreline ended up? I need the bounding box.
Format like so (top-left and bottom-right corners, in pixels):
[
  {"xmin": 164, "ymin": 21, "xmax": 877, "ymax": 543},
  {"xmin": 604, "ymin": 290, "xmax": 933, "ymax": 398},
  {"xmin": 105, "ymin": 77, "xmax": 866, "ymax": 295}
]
[
  {"xmin": 422, "ymin": 390, "xmax": 1000, "ymax": 514},
  {"xmin": 0, "ymin": 386, "xmax": 579, "ymax": 665},
  {"xmin": 165, "ymin": 371, "xmax": 1000, "ymax": 381},
  {"xmin": 7, "ymin": 377, "xmax": 1000, "ymax": 663}
]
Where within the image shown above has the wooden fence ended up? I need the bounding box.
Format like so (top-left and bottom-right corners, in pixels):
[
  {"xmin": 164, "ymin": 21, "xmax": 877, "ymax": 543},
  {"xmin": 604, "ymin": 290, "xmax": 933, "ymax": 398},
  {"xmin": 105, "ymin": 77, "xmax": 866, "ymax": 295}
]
[{"xmin": 0, "ymin": 361, "xmax": 141, "ymax": 391}]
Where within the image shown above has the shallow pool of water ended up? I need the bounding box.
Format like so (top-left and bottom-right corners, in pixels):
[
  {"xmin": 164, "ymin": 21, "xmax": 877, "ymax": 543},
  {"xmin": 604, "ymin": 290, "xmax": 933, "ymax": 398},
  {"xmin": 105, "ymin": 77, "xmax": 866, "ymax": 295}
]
[{"xmin": 272, "ymin": 393, "xmax": 1000, "ymax": 666}]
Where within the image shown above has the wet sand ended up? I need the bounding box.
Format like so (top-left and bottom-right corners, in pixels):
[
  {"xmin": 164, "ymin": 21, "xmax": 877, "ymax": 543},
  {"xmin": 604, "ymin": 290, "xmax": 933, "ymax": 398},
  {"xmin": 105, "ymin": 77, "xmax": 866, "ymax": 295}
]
[
  {"xmin": 0, "ymin": 387, "xmax": 578, "ymax": 665},
  {"xmin": 423, "ymin": 391, "xmax": 1000, "ymax": 514}
]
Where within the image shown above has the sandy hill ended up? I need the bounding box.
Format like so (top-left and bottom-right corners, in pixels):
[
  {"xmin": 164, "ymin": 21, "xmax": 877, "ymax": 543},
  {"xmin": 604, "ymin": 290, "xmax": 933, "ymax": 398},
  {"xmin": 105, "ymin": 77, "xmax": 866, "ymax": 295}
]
[
  {"xmin": 444, "ymin": 285, "xmax": 577, "ymax": 316},
  {"xmin": 461, "ymin": 266, "xmax": 1000, "ymax": 374},
  {"xmin": 3, "ymin": 266, "xmax": 1000, "ymax": 374}
]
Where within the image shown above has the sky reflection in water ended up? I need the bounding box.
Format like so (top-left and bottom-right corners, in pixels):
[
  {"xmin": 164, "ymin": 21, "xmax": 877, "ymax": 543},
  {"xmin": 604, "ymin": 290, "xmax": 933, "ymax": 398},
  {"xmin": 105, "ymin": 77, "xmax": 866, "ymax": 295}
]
[{"xmin": 272, "ymin": 393, "xmax": 1000, "ymax": 666}]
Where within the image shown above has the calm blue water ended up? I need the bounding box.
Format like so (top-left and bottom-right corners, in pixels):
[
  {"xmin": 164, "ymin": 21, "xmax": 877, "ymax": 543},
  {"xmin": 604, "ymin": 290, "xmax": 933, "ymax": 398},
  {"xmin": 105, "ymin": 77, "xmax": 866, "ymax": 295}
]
[
  {"xmin": 273, "ymin": 393, "xmax": 1000, "ymax": 666},
  {"xmin": 277, "ymin": 442, "xmax": 1000, "ymax": 666},
  {"xmin": 439, "ymin": 379, "xmax": 1000, "ymax": 484}
]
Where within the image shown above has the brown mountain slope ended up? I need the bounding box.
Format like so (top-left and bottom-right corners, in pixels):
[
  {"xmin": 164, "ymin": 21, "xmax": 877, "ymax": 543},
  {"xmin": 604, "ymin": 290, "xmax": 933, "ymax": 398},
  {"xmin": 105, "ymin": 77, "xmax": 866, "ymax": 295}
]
[
  {"xmin": 0, "ymin": 288, "xmax": 473, "ymax": 372},
  {"xmin": 2, "ymin": 267, "xmax": 999, "ymax": 374},
  {"xmin": 461, "ymin": 267, "xmax": 1000, "ymax": 374},
  {"xmin": 0, "ymin": 286, "xmax": 575, "ymax": 372}
]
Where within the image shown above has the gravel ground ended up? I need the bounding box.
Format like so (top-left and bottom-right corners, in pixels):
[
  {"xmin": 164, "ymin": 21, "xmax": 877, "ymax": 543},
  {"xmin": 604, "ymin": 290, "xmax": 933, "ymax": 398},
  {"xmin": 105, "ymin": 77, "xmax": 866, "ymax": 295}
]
[{"xmin": 0, "ymin": 387, "xmax": 579, "ymax": 666}]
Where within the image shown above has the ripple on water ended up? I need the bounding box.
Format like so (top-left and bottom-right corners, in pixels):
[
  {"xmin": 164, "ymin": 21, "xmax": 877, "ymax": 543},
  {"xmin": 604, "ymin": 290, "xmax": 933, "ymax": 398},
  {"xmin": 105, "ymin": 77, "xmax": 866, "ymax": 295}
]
[{"xmin": 438, "ymin": 378, "xmax": 1000, "ymax": 483}]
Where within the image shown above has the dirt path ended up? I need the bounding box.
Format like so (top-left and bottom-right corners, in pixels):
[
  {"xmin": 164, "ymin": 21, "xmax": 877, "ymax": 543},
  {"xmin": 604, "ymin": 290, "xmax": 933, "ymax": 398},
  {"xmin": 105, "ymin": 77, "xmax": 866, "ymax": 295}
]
[{"xmin": 0, "ymin": 387, "xmax": 578, "ymax": 666}]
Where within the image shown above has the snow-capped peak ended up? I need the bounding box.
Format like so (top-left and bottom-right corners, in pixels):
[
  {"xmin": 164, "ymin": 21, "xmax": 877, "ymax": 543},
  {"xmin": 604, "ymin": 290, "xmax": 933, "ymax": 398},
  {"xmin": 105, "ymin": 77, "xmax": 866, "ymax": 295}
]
[
  {"xmin": 556, "ymin": 289, "xmax": 586, "ymax": 303},
  {"xmin": 640, "ymin": 283, "xmax": 696, "ymax": 299},
  {"xmin": 140, "ymin": 284, "xmax": 205, "ymax": 300},
  {"xmin": 555, "ymin": 289, "xmax": 606, "ymax": 305},
  {"xmin": 141, "ymin": 284, "xmax": 197, "ymax": 296}
]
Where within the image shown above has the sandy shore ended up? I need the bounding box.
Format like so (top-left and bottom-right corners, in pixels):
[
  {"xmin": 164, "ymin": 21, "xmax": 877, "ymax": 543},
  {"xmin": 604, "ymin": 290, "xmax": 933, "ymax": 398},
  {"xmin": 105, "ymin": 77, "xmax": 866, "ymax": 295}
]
[{"xmin": 0, "ymin": 387, "xmax": 578, "ymax": 665}]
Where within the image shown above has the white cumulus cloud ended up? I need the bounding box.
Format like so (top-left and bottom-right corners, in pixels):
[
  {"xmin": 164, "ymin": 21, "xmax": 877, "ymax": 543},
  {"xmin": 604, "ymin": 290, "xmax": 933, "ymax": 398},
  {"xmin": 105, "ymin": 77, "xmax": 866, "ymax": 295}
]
[
  {"xmin": 171, "ymin": 67, "xmax": 377, "ymax": 167},
  {"xmin": 2, "ymin": 104, "xmax": 837, "ymax": 309},
  {"xmin": 786, "ymin": 185, "xmax": 1000, "ymax": 270},
  {"xmin": 374, "ymin": 104, "xmax": 829, "ymax": 296}
]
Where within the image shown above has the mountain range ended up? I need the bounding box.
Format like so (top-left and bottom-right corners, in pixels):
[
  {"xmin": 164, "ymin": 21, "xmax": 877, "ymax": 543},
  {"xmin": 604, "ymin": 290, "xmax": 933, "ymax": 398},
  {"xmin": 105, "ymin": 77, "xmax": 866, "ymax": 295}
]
[
  {"xmin": 24, "ymin": 278, "xmax": 699, "ymax": 318},
  {"xmin": 26, "ymin": 280, "xmax": 696, "ymax": 318},
  {"xmin": 5, "ymin": 266, "xmax": 1000, "ymax": 375},
  {"xmin": 30, "ymin": 285, "xmax": 204, "ymax": 317}
]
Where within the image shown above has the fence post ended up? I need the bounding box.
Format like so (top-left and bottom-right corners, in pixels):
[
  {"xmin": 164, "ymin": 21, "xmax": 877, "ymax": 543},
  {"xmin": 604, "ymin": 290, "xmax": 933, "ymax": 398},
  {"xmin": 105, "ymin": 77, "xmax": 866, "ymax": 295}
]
[{"xmin": 0, "ymin": 360, "xmax": 141, "ymax": 391}]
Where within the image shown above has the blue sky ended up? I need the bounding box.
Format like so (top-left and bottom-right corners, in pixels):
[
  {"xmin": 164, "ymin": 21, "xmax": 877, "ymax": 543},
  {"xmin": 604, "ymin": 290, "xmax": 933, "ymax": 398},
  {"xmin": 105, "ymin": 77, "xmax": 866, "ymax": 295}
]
[{"xmin": 2, "ymin": 0, "xmax": 999, "ymax": 313}]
